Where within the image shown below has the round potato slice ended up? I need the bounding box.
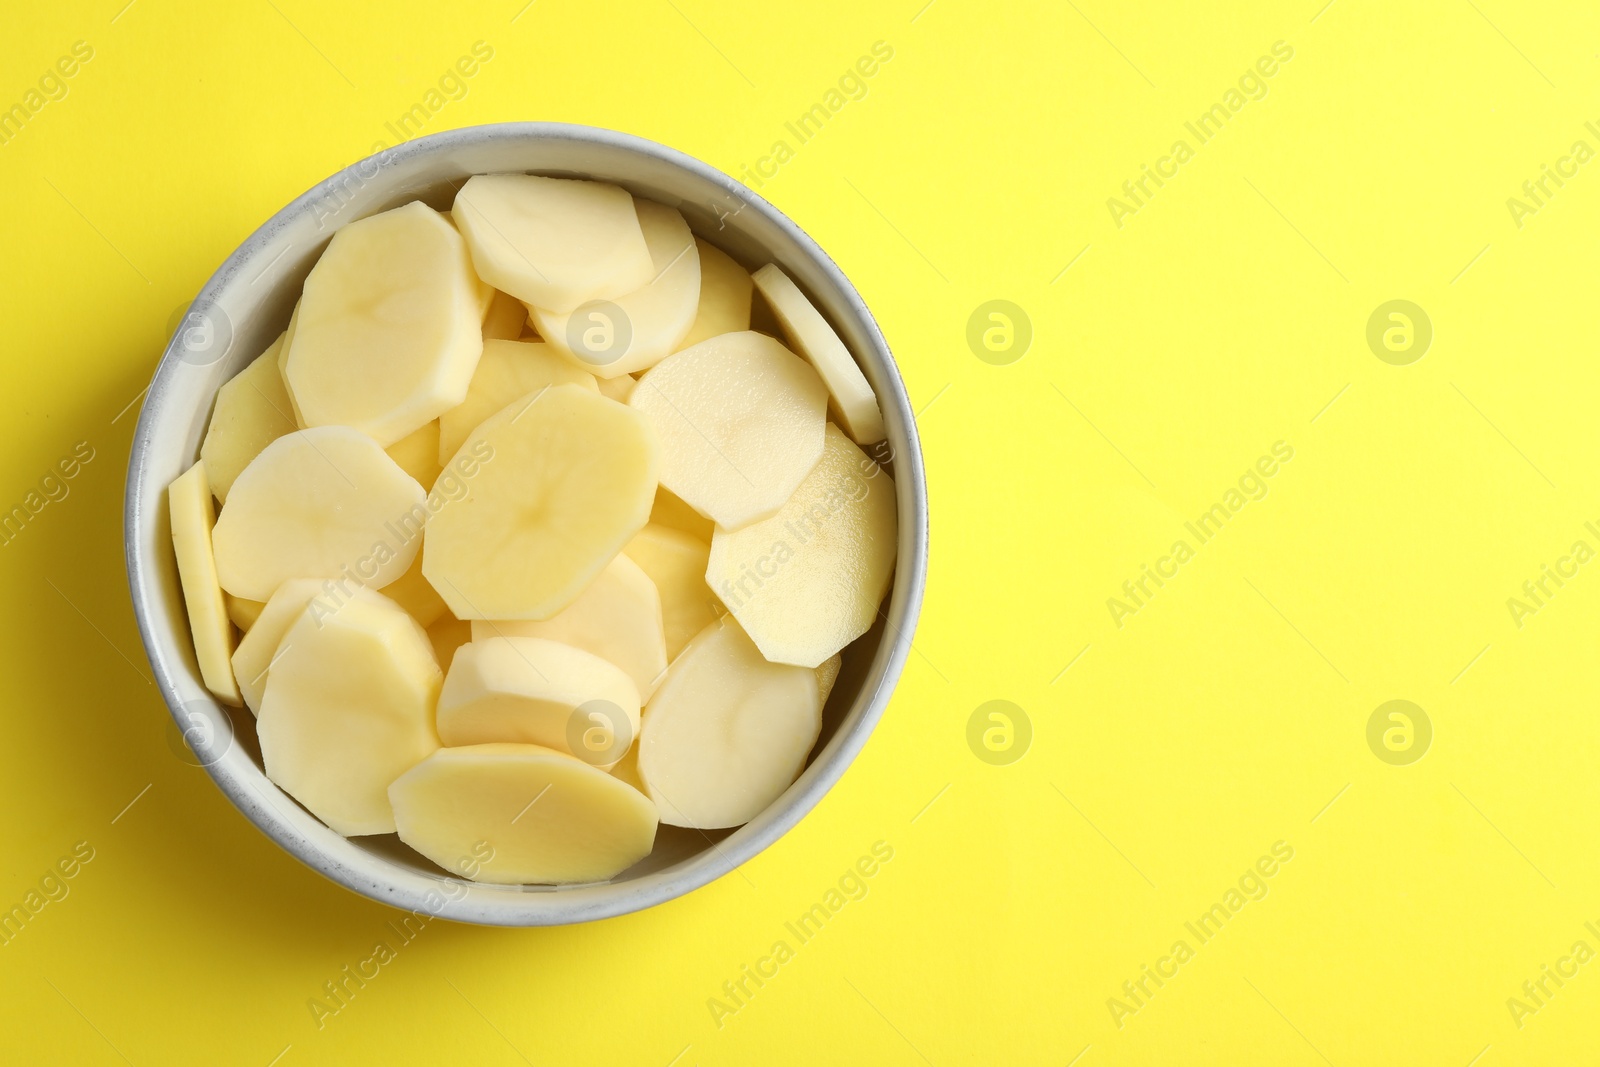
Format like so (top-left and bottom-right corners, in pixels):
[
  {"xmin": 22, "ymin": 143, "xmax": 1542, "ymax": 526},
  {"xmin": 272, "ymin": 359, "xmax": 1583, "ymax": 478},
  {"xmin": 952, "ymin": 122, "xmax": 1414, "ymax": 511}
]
[
  {"xmin": 436, "ymin": 636, "xmax": 640, "ymax": 767},
  {"xmin": 258, "ymin": 588, "xmax": 441, "ymax": 836},
  {"xmin": 624, "ymin": 523, "xmax": 717, "ymax": 660},
  {"xmin": 168, "ymin": 460, "xmax": 241, "ymax": 706},
  {"xmin": 389, "ymin": 743, "xmax": 659, "ymax": 884},
  {"xmin": 423, "ymin": 384, "xmax": 658, "ymax": 620},
  {"xmin": 436, "ymin": 339, "xmax": 597, "ymax": 465},
  {"xmin": 471, "ymin": 554, "xmax": 667, "ymax": 700},
  {"xmin": 199, "ymin": 332, "xmax": 297, "ymax": 502},
  {"xmin": 707, "ymin": 424, "xmax": 897, "ymax": 667},
  {"xmin": 213, "ymin": 426, "xmax": 425, "ymax": 601},
  {"xmin": 531, "ymin": 199, "xmax": 700, "ymax": 378},
  {"xmin": 677, "ymin": 238, "xmax": 753, "ymax": 350},
  {"xmin": 452, "ymin": 175, "xmax": 654, "ymax": 314},
  {"xmin": 638, "ymin": 618, "xmax": 821, "ymax": 829},
  {"xmin": 752, "ymin": 263, "xmax": 886, "ymax": 445},
  {"xmin": 629, "ymin": 331, "xmax": 827, "ymax": 529},
  {"xmin": 285, "ymin": 201, "xmax": 484, "ymax": 447}
]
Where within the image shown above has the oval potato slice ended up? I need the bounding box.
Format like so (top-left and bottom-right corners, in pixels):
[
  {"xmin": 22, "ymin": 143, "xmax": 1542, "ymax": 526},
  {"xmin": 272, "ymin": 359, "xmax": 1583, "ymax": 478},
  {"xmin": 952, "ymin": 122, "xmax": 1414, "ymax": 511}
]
[
  {"xmin": 436, "ymin": 635, "xmax": 640, "ymax": 766},
  {"xmin": 389, "ymin": 743, "xmax": 658, "ymax": 884},
  {"xmin": 638, "ymin": 618, "xmax": 821, "ymax": 829},
  {"xmin": 629, "ymin": 331, "xmax": 826, "ymax": 529},
  {"xmin": 258, "ymin": 588, "xmax": 441, "ymax": 836},
  {"xmin": 436, "ymin": 339, "xmax": 598, "ymax": 466},
  {"xmin": 752, "ymin": 263, "xmax": 885, "ymax": 445},
  {"xmin": 452, "ymin": 175, "xmax": 654, "ymax": 314},
  {"xmin": 199, "ymin": 332, "xmax": 297, "ymax": 502},
  {"xmin": 423, "ymin": 384, "xmax": 658, "ymax": 620},
  {"xmin": 231, "ymin": 577, "xmax": 325, "ymax": 715},
  {"xmin": 707, "ymin": 424, "xmax": 897, "ymax": 667},
  {"xmin": 213, "ymin": 426, "xmax": 425, "ymax": 601},
  {"xmin": 168, "ymin": 460, "xmax": 241, "ymax": 705}
]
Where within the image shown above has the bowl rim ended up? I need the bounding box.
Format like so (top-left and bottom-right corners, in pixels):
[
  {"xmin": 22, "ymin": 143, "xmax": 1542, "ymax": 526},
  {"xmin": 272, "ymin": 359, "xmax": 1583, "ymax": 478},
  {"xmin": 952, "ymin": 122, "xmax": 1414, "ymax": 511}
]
[{"xmin": 124, "ymin": 121, "xmax": 928, "ymax": 925}]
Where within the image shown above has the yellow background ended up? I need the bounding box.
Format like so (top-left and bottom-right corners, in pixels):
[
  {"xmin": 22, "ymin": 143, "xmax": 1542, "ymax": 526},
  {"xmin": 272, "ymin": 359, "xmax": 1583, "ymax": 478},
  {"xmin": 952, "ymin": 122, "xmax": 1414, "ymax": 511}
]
[{"xmin": 3, "ymin": 0, "xmax": 1599, "ymax": 1062}]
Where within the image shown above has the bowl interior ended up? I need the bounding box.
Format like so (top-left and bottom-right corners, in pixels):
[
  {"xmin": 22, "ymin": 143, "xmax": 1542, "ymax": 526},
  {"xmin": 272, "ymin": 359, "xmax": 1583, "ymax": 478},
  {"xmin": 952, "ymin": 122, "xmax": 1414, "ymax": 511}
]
[{"xmin": 126, "ymin": 124, "xmax": 925, "ymax": 925}]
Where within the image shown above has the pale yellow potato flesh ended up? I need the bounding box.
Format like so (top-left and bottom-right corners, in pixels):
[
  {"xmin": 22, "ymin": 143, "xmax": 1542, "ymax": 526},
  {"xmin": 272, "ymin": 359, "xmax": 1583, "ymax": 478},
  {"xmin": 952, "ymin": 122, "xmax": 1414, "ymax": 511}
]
[
  {"xmin": 629, "ymin": 331, "xmax": 826, "ymax": 529},
  {"xmin": 285, "ymin": 201, "xmax": 484, "ymax": 446},
  {"xmin": 708, "ymin": 424, "xmax": 897, "ymax": 667},
  {"xmin": 231, "ymin": 577, "xmax": 325, "ymax": 715},
  {"xmin": 225, "ymin": 594, "xmax": 265, "ymax": 632},
  {"xmin": 426, "ymin": 615, "xmax": 473, "ymax": 673},
  {"xmin": 382, "ymin": 550, "xmax": 448, "ymax": 628},
  {"xmin": 624, "ymin": 523, "xmax": 716, "ymax": 659},
  {"xmin": 752, "ymin": 263, "xmax": 886, "ymax": 445},
  {"xmin": 649, "ymin": 485, "xmax": 714, "ymax": 540},
  {"xmin": 677, "ymin": 238, "xmax": 753, "ymax": 349},
  {"xmin": 385, "ymin": 420, "xmax": 443, "ymax": 490},
  {"xmin": 436, "ymin": 339, "xmax": 598, "ymax": 466},
  {"xmin": 389, "ymin": 743, "xmax": 658, "ymax": 884},
  {"xmin": 531, "ymin": 199, "xmax": 700, "ymax": 377},
  {"xmin": 638, "ymin": 618, "xmax": 821, "ymax": 828},
  {"xmin": 258, "ymin": 588, "xmax": 441, "ymax": 836},
  {"xmin": 436, "ymin": 636, "xmax": 640, "ymax": 766},
  {"xmin": 817, "ymin": 653, "xmax": 842, "ymax": 706},
  {"xmin": 199, "ymin": 332, "xmax": 297, "ymax": 502},
  {"xmin": 168, "ymin": 461, "xmax": 241, "ymax": 705},
  {"xmin": 423, "ymin": 384, "xmax": 658, "ymax": 620},
  {"xmin": 452, "ymin": 175, "xmax": 654, "ymax": 314},
  {"xmin": 213, "ymin": 426, "xmax": 426, "ymax": 601},
  {"xmin": 276, "ymin": 299, "xmax": 305, "ymax": 425},
  {"xmin": 596, "ymin": 373, "xmax": 636, "ymax": 403},
  {"xmin": 482, "ymin": 288, "xmax": 528, "ymax": 341},
  {"xmin": 471, "ymin": 553, "xmax": 666, "ymax": 699},
  {"xmin": 607, "ymin": 743, "xmax": 645, "ymax": 794}
]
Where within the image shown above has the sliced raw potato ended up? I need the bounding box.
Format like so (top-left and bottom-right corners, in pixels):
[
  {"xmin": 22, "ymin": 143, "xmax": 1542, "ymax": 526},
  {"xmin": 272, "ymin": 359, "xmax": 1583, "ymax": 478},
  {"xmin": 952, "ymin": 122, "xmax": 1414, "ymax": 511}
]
[
  {"xmin": 284, "ymin": 201, "xmax": 484, "ymax": 446},
  {"xmin": 383, "ymin": 551, "xmax": 448, "ymax": 628},
  {"xmin": 424, "ymin": 384, "xmax": 657, "ymax": 620},
  {"xmin": 436, "ymin": 339, "xmax": 597, "ymax": 465},
  {"xmin": 752, "ymin": 263, "xmax": 885, "ymax": 445},
  {"xmin": 596, "ymin": 374, "xmax": 636, "ymax": 403},
  {"xmin": 276, "ymin": 300, "xmax": 305, "ymax": 426},
  {"xmin": 678, "ymin": 239, "xmax": 753, "ymax": 349},
  {"xmin": 213, "ymin": 426, "xmax": 425, "ymax": 601},
  {"xmin": 473, "ymin": 272, "xmax": 495, "ymax": 322},
  {"xmin": 437, "ymin": 636, "xmax": 640, "ymax": 766},
  {"xmin": 608, "ymin": 743, "xmax": 645, "ymax": 793},
  {"xmin": 390, "ymin": 743, "xmax": 658, "ymax": 884},
  {"xmin": 168, "ymin": 461, "xmax": 241, "ymax": 705},
  {"xmin": 452, "ymin": 175, "xmax": 654, "ymax": 314},
  {"xmin": 624, "ymin": 524, "xmax": 716, "ymax": 659},
  {"xmin": 231, "ymin": 578, "xmax": 325, "ymax": 714},
  {"xmin": 482, "ymin": 288, "xmax": 528, "ymax": 341},
  {"xmin": 471, "ymin": 554, "xmax": 667, "ymax": 699},
  {"xmin": 649, "ymin": 485, "xmax": 713, "ymax": 541},
  {"xmin": 199, "ymin": 332, "xmax": 297, "ymax": 501},
  {"xmin": 258, "ymin": 588, "xmax": 441, "ymax": 835},
  {"xmin": 530, "ymin": 199, "xmax": 700, "ymax": 377},
  {"xmin": 817, "ymin": 654, "xmax": 842, "ymax": 706},
  {"xmin": 709, "ymin": 424, "xmax": 897, "ymax": 666},
  {"xmin": 427, "ymin": 615, "xmax": 472, "ymax": 672},
  {"xmin": 385, "ymin": 420, "xmax": 443, "ymax": 489},
  {"xmin": 638, "ymin": 618, "xmax": 821, "ymax": 828},
  {"xmin": 225, "ymin": 594, "xmax": 265, "ymax": 632},
  {"xmin": 629, "ymin": 331, "xmax": 826, "ymax": 529}
]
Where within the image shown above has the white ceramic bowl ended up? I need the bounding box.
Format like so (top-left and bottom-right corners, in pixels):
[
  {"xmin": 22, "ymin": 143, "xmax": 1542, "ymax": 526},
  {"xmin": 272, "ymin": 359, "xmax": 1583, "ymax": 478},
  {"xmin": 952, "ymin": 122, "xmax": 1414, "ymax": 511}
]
[{"xmin": 124, "ymin": 123, "xmax": 927, "ymax": 925}]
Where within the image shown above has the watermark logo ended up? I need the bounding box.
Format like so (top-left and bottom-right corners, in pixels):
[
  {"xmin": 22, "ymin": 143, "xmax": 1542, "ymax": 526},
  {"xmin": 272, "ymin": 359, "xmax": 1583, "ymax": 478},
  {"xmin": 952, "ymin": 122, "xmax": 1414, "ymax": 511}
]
[
  {"xmin": 164, "ymin": 699, "xmax": 234, "ymax": 768},
  {"xmin": 1366, "ymin": 700, "xmax": 1430, "ymax": 766},
  {"xmin": 564, "ymin": 300, "xmax": 632, "ymax": 368},
  {"xmin": 966, "ymin": 700, "xmax": 1031, "ymax": 765},
  {"xmin": 167, "ymin": 298, "xmax": 234, "ymax": 367},
  {"xmin": 1366, "ymin": 300, "xmax": 1431, "ymax": 366},
  {"xmin": 565, "ymin": 699, "xmax": 633, "ymax": 766},
  {"xmin": 966, "ymin": 300, "xmax": 1031, "ymax": 366}
]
